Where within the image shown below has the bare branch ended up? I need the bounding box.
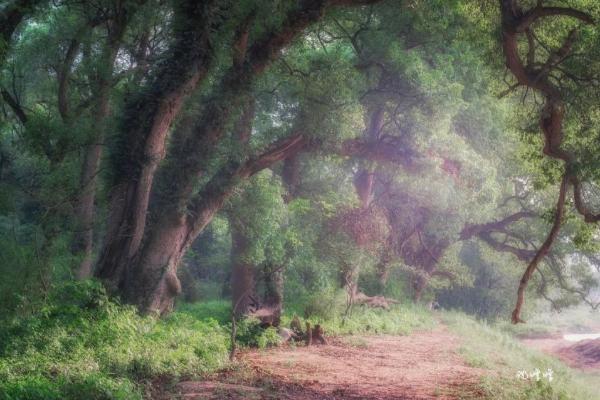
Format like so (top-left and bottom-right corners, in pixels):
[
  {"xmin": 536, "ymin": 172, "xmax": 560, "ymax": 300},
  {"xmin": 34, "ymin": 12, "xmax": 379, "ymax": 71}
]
[
  {"xmin": 460, "ymin": 211, "xmax": 536, "ymax": 241},
  {"xmin": 241, "ymin": 134, "xmax": 308, "ymax": 177}
]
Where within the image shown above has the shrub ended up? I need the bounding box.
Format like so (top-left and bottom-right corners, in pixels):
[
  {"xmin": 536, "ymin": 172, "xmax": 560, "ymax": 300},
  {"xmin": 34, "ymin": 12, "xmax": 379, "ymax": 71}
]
[{"xmin": 235, "ymin": 318, "xmax": 281, "ymax": 349}]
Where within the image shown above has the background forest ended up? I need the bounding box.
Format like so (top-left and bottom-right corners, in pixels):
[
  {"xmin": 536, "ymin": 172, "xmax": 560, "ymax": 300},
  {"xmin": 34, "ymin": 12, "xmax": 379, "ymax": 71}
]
[{"xmin": 1, "ymin": 0, "xmax": 600, "ymax": 399}]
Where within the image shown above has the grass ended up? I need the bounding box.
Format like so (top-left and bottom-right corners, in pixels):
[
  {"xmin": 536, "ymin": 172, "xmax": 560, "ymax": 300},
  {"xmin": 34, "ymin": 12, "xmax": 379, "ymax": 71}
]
[
  {"xmin": 176, "ymin": 299, "xmax": 231, "ymax": 325},
  {"xmin": 2, "ymin": 283, "xmax": 598, "ymax": 400},
  {"xmin": 496, "ymin": 305, "xmax": 600, "ymax": 338},
  {"xmin": 0, "ymin": 282, "xmax": 230, "ymax": 400},
  {"xmin": 442, "ymin": 311, "xmax": 600, "ymax": 400},
  {"xmin": 177, "ymin": 295, "xmax": 437, "ymax": 339},
  {"xmin": 302, "ymin": 303, "xmax": 436, "ymax": 336}
]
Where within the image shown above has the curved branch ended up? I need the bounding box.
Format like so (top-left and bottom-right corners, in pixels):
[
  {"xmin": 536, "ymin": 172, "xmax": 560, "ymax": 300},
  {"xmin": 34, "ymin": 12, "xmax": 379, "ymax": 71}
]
[
  {"xmin": 500, "ymin": 0, "xmax": 598, "ymax": 322},
  {"xmin": 517, "ymin": 7, "xmax": 594, "ymax": 32},
  {"xmin": 240, "ymin": 134, "xmax": 308, "ymax": 177},
  {"xmin": 460, "ymin": 211, "xmax": 536, "ymax": 240},
  {"xmin": 1, "ymin": 86, "xmax": 27, "ymax": 123},
  {"xmin": 186, "ymin": 133, "xmax": 308, "ymax": 237},
  {"xmin": 57, "ymin": 37, "xmax": 82, "ymax": 121},
  {"xmin": 511, "ymin": 174, "xmax": 568, "ymax": 324},
  {"xmin": 478, "ymin": 232, "xmax": 536, "ymax": 262}
]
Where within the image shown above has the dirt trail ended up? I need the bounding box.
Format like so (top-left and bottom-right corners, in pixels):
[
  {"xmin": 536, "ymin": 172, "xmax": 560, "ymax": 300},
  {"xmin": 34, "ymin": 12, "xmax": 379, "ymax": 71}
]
[
  {"xmin": 521, "ymin": 335, "xmax": 600, "ymax": 370},
  {"xmin": 170, "ymin": 326, "xmax": 485, "ymax": 400}
]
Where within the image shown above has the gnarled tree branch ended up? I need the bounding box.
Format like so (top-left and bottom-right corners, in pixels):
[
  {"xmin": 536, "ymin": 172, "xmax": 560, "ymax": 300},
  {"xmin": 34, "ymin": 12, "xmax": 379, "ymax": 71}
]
[
  {"xmin": 512, "ymin": 174, "xmax": 568, "ymax": 323},
  {"xmin": 500, "ymin": 0, "xmax": 596, "ymax": 323}
]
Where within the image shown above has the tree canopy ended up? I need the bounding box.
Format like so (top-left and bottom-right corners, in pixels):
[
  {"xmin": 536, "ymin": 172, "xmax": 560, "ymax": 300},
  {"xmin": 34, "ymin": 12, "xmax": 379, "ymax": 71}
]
[{"xmin": 1, "ymin": 0, "xmax": 599, "ymax": 327}]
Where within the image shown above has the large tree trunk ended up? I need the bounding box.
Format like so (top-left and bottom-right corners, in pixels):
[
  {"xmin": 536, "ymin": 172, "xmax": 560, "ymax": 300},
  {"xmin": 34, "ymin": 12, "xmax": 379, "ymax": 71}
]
[
  {"xmin": 100, "ymin": 0, "xmax": 334, "ymax": 311},
  {"xmin": 512, "ymin": 175, "xmax": 568, "ymax": 323},
  {"xmin": 230, "ymin": 225, "xmax": 256, "ymax": 317},
  {"xmin": 343, "ymin": 104, "xmax": 385, "ymax": 302},
  {"xmin": 73, "ymin": 28, "xmax": 125, "ymax": 278},
  {"xmin": 94, "ymin": 0, "xmax": 218, "ymax": 289},
  {"xmin": 122, "ymin": 216, "xmax": 188, "ymax": 315},
  {"xmin": 73, "ymin": 136, "xmax": 104, "ymax": 279},
  {"xmin": 121, "ymin": 134, "xmax": 306, "ymax": 314},
  {"xmin": 354, "ymin": 106, "xmax": 384, "ymax": 209},
  {"xmin": 95, "ymin": 0, "xmax": 316, "ymax": 292},
  {"xmin": 94, "ymin": 0, "xmax": 380, "ymax": 313},
  {"xmin": 122, "ymin": 190, "xmax": 228, "ymax": 314}
]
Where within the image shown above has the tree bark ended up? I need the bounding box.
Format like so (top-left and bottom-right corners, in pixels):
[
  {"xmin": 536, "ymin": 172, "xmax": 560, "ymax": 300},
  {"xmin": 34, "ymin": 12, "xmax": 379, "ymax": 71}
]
[
  {"xmin": 121, "ymin": 191, "xmax": 225, "ymax": 314},
  {"xmin": 499, "ymin": 0, "xmax": 594, "ymax": 322},
  {"xmin": 345, "ymin": 104, "xmax": 385, "ymax": 299},
  {"xmin": 95, "ymin": 0, "xmax": 326, "ymax": 294},
  {"xmin": 282, "ymin": 155, "xmax": 300, "ymax": 203},
  {"xmin": 95, "ymin": 0, "xmax": 383, "ymax": 313},
  {"xmin": 73, "ymin": 14, "xmax": 129, "ymax": 279},
  {"xmin": 230, "ymin": 224, "xmax": 256, "ymax": 317},
  {"xmin": 511, "ymin": 175, "xmax": 568, "ymax": 323},
  {"xmin": 123, "ymin": 135, "xmax": 307, "ymax": 314},
  {"xmin": 94, "ymin": 0, "xmax": 219, "ymax": 288},
  {"xmin": 73, "ymin": 134, "xmax": 104, "ymax": 279}
]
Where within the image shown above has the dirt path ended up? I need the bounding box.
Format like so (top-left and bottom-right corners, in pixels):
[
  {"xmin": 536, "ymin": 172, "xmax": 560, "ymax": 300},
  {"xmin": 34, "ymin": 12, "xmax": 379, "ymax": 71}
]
[
  {"xmin": 169, "ymin": 326, "xmax": 485, "ymax": 399},
  {"xmin": 521, "ymin": 335, "xmax": 600, "ymax": 371}
]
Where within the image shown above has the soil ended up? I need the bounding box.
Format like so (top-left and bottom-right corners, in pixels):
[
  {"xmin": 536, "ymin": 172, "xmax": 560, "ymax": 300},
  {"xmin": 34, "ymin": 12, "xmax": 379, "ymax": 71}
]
[
  {"xmin": 165, "ymin": 326, "xmax": 485, "ymax": 400},
  {"xmin": 521, "ymin": 335, "xmax": 600, "ymax": 371},
  {"xmin": 558, "ymin": 339, "xmax": 600, "ymax": 370}
]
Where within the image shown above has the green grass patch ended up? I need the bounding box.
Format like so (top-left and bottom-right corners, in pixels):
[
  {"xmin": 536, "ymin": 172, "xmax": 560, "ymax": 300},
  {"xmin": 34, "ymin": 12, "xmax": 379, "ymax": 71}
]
[
  {"xmin": 282, "ymin": 303, "xmax": 436, "ymax": 337},
  {"xmin": 0, "ymin": 281, "xmax": 229, "ymax": 400},
  {"xmin": 176, "ymin": 299, "xmax": 231, "ymax": 325},
  {"xmin": 7, "ymin": 285, "xmax": 595, "ymax": 400},
  {"xmin": 442, "ymin": 311, "xmax": 600, "ymax": 400}
]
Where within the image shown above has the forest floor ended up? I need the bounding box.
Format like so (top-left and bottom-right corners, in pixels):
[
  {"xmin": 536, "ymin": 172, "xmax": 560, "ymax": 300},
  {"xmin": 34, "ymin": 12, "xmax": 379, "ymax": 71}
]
[{"xmin": 161, "ymin": 325, "xmax": 486, "ymax": 400}]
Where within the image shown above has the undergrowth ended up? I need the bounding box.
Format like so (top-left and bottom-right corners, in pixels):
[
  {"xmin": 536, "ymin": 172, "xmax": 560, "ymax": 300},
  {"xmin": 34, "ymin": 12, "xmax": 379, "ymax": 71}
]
[
  {"xmin": 297, "ymin": 303, "xmax": 436, "ymax": 336},
  {"xmin": 2, "ymin": 283, "xmax": 597, "ymax": 400},
  {"xmin": 177, "ymin": 294, "xmax": 437, "ymax": 342},
  {"xmin": 0, "ymin": 281, "xmax": 229, "ymax": 400}
]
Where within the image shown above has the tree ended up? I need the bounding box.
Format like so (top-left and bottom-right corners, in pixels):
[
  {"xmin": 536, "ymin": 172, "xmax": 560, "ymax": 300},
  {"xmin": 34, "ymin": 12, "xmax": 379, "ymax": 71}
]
[
  {"xmin": 499, "ymin": 0, "xmax": 599, "ymax": 323},
  {"xmin": 1, "ymin": 0, "xmax": 599, "ymax": 323}
]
